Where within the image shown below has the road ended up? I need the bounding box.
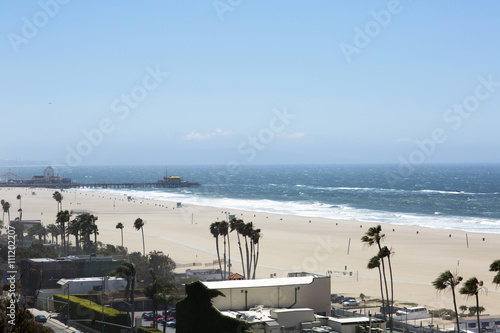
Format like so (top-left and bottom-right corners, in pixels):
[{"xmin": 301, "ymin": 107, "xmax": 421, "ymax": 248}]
[
  {"xmin": 28, "ymin": 308, "xmax": 176, "ymax": 333},
  {"xmin": 29, "ymin": 308, "xmax": 81, "ymax": 333}
]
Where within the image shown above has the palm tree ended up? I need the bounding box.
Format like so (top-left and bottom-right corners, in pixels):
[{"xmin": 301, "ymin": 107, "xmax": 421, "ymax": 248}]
[
  {"xmin": 17, "ymin": 194, "xmax": 22, "ymax": 221},
  {"xmin": 68, "ymin": 218, "xmax": 81, "ymax": 253},
  {"xmin": 109, "ymin": 262, "xmax": 137, "ymax": 327},
  {"xmin": 489, "ymin": 259, "xmax": 500, "ymax": 286},
  {"xmin": 368, "ymin": 255, "xmax": 385, "ymax": 318},
  {"xmin": 251, "ymin": 228, "xmax": 261, "ymax": 279},
  {"xmin": 1, "ymin": 200, "xmax": 11, "ymax": 224},
  {"xmin": 145, "ymin": 269, "xmax": 176, "ymax": 329},
  {"xmin": 459, "ymin": 277, "xmax": 484, "ymax": 333},
  {"xmin": 243, "ymin": 222, "xmax": 254, "ymax": 279},
  {"xmin": 1, "ymin": 200, "xmax": 5, "ymax": 223},
  {"xmin": 28, "ymin": 223, "xmax": 47, "ymax": 243},
  {"xmin": 361, "ymin": 225, "xmax": 393, "ymax": 332},
  {"xmin": 53, "ymin": 191, "xmax": 63, "ymax": 212},
  {"xmin": 78, "ymin": 213, "xmax": 98, "ymax": 253},
  {"xmin": 46, "ymin": 224, "xmax": 60, "ymax": 244},
  {"xmin": 116, "ymin": 222, "xmax": 124, "ymax": 247},
  {"xmin": 11, "ymin": 220, "xmax": 25, "ymax": 242},
  {"xmin": 219, "ymin": 220, "xmax": 229, "ymax": 280},
  {"xmin": 134, "ymin": 218, "xmax": 145, "ymax": 256},
  {"xmin": 56, "ymin": 210, "xmax": 71, "ymax": 255},
  {"xmin": 230, "ymin": 218, "xmax": 246, "ymax": 278},
  {"xmin": 433, "ymin": 270, "xmax": 463, "ymax": 332},
  {"xmin": 90, "ymin": 215, "xmax": 98, "ymax": 252},
  {"xmin": 210, "ymin": 221, "xmax": 224, "ymax": 280}
]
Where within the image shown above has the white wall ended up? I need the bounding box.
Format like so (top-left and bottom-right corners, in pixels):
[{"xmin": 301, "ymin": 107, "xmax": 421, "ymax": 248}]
[{"xmin": 208, "ymin": 276, "xmax": 331, "ymax": 315}]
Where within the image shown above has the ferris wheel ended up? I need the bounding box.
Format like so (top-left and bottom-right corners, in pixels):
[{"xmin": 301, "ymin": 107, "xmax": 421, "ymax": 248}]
[{"xmin": 43, "ymin": 166, "xmax": 55, "ymax": 181}]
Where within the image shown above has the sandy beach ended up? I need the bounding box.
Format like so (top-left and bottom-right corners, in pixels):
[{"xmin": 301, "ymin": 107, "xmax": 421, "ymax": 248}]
[{"xmin": 3, "ymin": 187, "xmax": 500, "ymax": 317}]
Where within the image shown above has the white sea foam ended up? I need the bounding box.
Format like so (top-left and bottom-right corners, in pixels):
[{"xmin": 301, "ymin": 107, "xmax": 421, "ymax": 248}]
[{"xmin": 84, "ymin": 187, "xmax": 500, "ymax": 234}]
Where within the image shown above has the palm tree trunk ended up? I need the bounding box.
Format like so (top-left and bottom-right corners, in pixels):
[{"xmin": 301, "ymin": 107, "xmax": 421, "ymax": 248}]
[
  {"xmin": 249, "ymin": 240, "xmax": 254, "ymax": 279},
  {"xmin": 121, "ymin": 229, "xmax": 124, "ymax": 247},
  {"xmin": 452, "ymin": 287, "xmax": 460, "ymax": 333},
  {"xmin": 387, "ymin": 255, "xmax": 394, "ymax": 333},
  {"xmin": 475, "ymin": 293, "xmax": 480, "ymax": 333},
  {"xmin": 62, "ymin": 224, "xmax": 66, "ymax": 254},
  {"xmin": 236, "ymin": 232, "xmax": 246, "ymax": 279},
  {"xmin": 377, "ymin": 266, "xmax": 386, "ymax": 319},
  {"xmin": 378, "ymin": 245, "xmax": 390, "ymax": 326},
  {"xmin": 245, "ymin": 237, "xmax": 251, "ymax": 279},
  {"xmin": 223, "ymin": 234, "xmax": 227, "ymax": 280},
  {"xmin": 227, "ymin": 232, "xmax": 231, "ymax": 278},
  {"xmin": 131, "ymin": 279, "xmax": 135, "ymax": 331},
  {"xmin": 215, "ymin": 237, "xmax": 223, "ymax": 280},
  {"xmin": 252, "ymin": 242, "xmax": 260, "ymax": 279},
  {"xmin": 141, "ymin": 227, "xmax": 145, "ymax": 256}
]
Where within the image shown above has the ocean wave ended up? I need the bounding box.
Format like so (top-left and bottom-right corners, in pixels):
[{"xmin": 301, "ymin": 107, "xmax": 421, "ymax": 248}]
[
  {"xmin": 306, "ymin": 186, "xmax": 495, "ymax": 196},
  {"xmin": 86, "ymin": 188, "xmax": 500, "ymax": 234}
]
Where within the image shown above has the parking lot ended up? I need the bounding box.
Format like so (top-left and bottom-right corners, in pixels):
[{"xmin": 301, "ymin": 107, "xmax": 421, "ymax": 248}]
[{"xmin": 136, "ymin": 311, "xmax": 176, "ymax": 333}]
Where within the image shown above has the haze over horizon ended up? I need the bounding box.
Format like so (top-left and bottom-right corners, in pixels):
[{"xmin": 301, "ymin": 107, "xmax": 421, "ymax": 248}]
[{"xmin": 2, "ymin": 1, "xmax": 500, "ymax": 166}]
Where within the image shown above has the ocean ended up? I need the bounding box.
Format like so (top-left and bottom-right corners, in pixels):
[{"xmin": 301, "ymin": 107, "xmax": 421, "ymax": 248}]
[{"xmin": 5, "ymin": 164, "xmax": 500, "ymax": 234}]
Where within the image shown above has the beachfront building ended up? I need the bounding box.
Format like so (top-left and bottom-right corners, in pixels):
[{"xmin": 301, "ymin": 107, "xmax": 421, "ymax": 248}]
[
  {"xmin": 184, "ymin": 268, "xmax": 225, "ymax": 281},
  {"xmin": 203, "ymin": 275, "xmax": 332, "ymax": 315},
  {"xmin": 178, "ymin": 275, "xmax": 386, "ymax": 333},
  {"xmin": 35, "ymin": 276, "xmax": 127, "ymax": 310},
  {"xmin": 56, "ymin": 276, "xmax": 127, "ymax": 294},
  {"xmin": 458, "ymin": 316, "xmax": 500, "ymax": 333},
  {"xmin": 19, "ymin": 255, "xmax": 122, "ymax": 296},
  {"xmin": 220, "ymin": 307, "xmax": 386, "ymax": 333}
]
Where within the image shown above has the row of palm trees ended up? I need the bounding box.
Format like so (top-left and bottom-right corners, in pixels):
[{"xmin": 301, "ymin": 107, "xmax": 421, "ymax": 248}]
[
  {"xmin": 433, "ymin": 260, "xmax": 500, "ymax": 333},
  {"xmin": 108, "ymin": 260, "xmax": 176, "ymax": 330},
  {"xmin": 361, "ymin": 225, "xmax": 394, "ymax": 333},
  {"xmin": 209, "ymin": 218, "xmax": 262, "ymax": 280},
  {"xmin": 1, "ymin": 195, "xmax": 23, "ymax": 223},
  {"xmin": 114, "ymin": 218, "xmax": 146, "ymax": 255}
]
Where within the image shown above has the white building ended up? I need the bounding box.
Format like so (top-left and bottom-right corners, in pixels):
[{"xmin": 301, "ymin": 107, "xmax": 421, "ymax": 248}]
[
  {"xmin": 221, "ymin": 308, "xmax": 386, "ymax": 333},
  {"xmin": 458, "ymin": 316, "xmax": 500, "ymax": 333},
  {"xmin": 203, "ymin": 275, "xmax": 331, "ymax": 316},
  {"xmin": 57, "ymin": 276, "xmax": 127, "ymax": 294}
]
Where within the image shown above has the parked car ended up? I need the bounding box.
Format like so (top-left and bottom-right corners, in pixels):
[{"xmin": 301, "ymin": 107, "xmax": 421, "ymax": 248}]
[
  {"xmin": 331, "ymin": 294, "xmax": 344, "ymax": 303},
  {"xmin": 342, "ymin": 299, "xmax": 360, "ymax": 307},
  {"xmin": 164, "ymin": 308, "xmax": 176, "ymax": 318},
  {"xmin": 166, "ymin": 319, "xmax": 176, "ymax": 328},
  {"xmin": 380, "ymin": 305, "xmax": 399, "ymax": 314},
  {"xmin": 34, "ymin": 315, "xmax": 47, "ymax": 323},
  {"xmin": 142, "ymin": 312, "xmax": 154, "ymax": 320}
]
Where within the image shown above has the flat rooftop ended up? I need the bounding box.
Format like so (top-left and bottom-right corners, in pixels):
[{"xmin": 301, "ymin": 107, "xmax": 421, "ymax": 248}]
[{"xmin": 203, "ymin": 275, "xmax": 322, "ymax": 289}]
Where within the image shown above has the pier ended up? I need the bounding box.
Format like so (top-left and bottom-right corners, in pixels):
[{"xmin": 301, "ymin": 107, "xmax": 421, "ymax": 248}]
[
  {"xmin": 0, "ymin": 182, "xmax": 200, "ymax": 189},
  {"xmin": 0, "ymin": 166, "xmax": 200, "ymax": 189}
]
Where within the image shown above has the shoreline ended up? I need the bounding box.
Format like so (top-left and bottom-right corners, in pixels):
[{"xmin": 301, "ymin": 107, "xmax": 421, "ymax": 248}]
[
  {"xmin": 2, "ymin": 187, "xmax": 499, "ymax": 316},
  {"xmin": 79, "ymin": 187, "xmax": 500, "ymax": 236}
]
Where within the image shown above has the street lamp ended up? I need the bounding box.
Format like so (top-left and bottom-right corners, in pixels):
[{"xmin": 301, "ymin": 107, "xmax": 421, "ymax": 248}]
[{"xmin": 64, "ymin": 283, "xmax": 70, "ymax": 326}]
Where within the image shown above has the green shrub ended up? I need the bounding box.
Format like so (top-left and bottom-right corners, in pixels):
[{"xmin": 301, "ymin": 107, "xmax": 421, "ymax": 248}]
[
  {"xmin": 53, "ymin": 294, "xmax": 129, "ymax": 333},
  {"xmin": 137, "ymin": 327, "xmax": 163, "ymax": 333}
]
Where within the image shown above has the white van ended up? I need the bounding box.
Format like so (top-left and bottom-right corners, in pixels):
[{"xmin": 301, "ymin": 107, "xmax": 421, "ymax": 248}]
[{"xmin": 396, "ymin": 307, "xmax": 429, "ymax": 319}]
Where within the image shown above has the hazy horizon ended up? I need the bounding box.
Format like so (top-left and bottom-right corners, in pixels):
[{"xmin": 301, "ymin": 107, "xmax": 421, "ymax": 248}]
[{"xmin": 2, "ymin": 2, "xmax": 500, "ymax": 166}]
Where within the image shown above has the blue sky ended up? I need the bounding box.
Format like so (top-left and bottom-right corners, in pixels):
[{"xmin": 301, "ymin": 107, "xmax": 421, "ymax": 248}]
[{"xmin": 1, "ymin": 1, "xmax": 499, "ymax": 166}]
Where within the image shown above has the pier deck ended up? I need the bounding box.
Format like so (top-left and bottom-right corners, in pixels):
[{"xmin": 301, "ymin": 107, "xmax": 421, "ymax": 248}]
[{"xmin": 0, "ymin": 182, "xmax": 200, "ymax": 189}]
